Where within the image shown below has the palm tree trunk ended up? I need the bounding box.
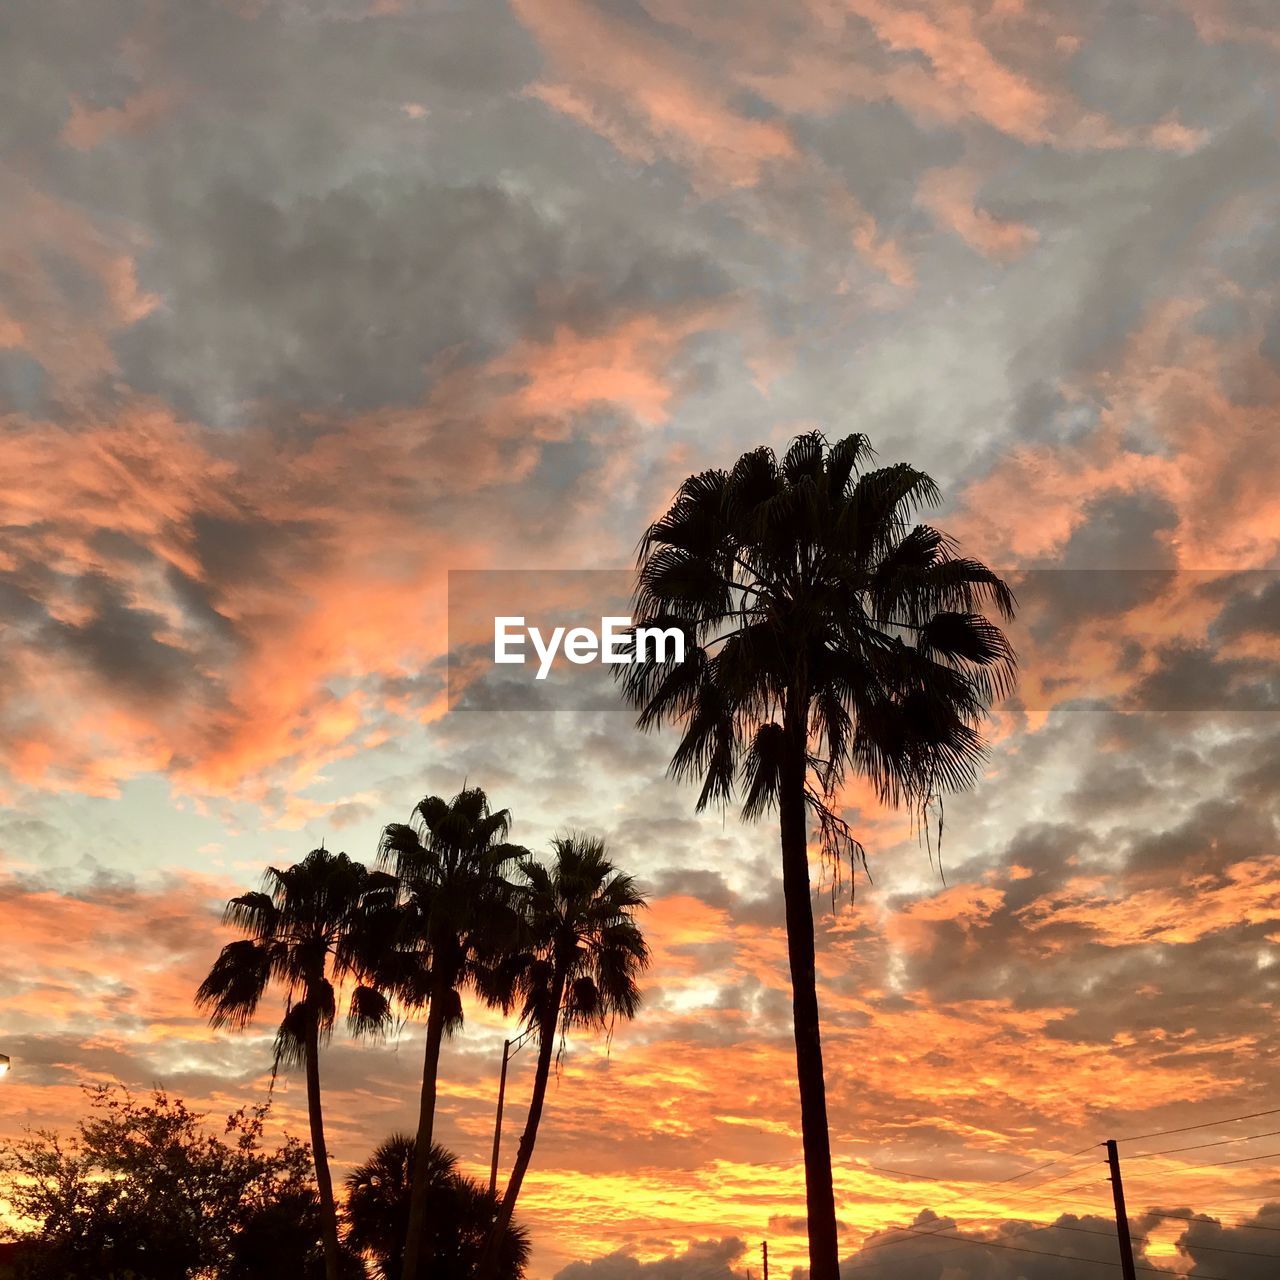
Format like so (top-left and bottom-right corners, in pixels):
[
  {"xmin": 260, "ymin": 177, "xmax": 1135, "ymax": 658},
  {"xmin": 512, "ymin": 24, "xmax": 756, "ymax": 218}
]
[
  {"xmin": 477, "ymin": 968, "xmax": 566, "ymax": 1280},
  {"xmin": 400, "ymin": 973, "xmax": 450, "ymax": 1280},
  {"xmin": 779, "ymin": 692, "xmax": 841, "ymax": 1280},
  {"xmin": 304, "ymin": 1014, "xmax": 343, "ymax": 1280}
]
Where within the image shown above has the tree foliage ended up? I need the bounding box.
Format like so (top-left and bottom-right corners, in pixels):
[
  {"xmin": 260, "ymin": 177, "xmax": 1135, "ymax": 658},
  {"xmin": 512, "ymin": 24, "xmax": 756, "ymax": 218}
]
[
  {"xmin": 196, "ymin": 848, "xmax": 398, "ymax": 1071},
  {"xmin": 344, "ymin": 1136, "xmax": 529, "ymax": 1280},
  {"xmin": 505, "ymin": 835, "xmax": 649, "ymax": 1044},
  {"xmin": 375, "ymin": 788, "xmax": 528, "ymax": 1021},
  {"xmin": 620, "ymin": 429, "xmax": 1017, "ymax": 872},
  {"xmin": 477, "ymin": 836, "xmax": 648, "ymax": 1279},
  {"xmin": 618, "ymin": 431, "xmax": 1017, "ymax": 1280},
  {"xmin": 0, "ymin": 1086, "xmax": 348, "ymax": 1280}
]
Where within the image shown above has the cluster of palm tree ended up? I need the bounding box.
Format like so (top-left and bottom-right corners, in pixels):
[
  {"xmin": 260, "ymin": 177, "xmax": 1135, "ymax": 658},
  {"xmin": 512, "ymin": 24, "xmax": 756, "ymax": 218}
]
[
  {"xmin": 196, "ymin": 792, "xmax": 648, "ymax": 1280},
  {"xmin": 199, "ymin": 431, "xmax": 1016, "ymax": 1280}
]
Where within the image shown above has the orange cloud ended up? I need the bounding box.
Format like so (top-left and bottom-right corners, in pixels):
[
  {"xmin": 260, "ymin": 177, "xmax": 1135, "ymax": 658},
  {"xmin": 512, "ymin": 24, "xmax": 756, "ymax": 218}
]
[
  {"xmin": 0, "ymin": 291, "xmax": 728, "ymax": 806},
  {"xmin": 1019, "ymin": 856, "xmax": 1280, "ymax": 947},
  {"xmin": 515, "ymin": 0, "xmax": 912, "ymax": 288},
  {"xmin": 953, "ymin": 293, "xmax": 1280, "ymax": 571},
  {"xmin": 916, "ymin": 165, "xmax": 1039, "ymax": 260},
  {"xmin": 0, "ymin": 177, "xmax": 159, "ymax": 403},
  {"xmin": 61, "ymin": 87, "xmax": 177, "ymax": 150},
  {"xmin": 651, "ymin": 0, "xmax": 1205, "ymax": 153},
  {"xmin": 515, "ymin": 0, "xmax": 797, "ymax": 191}
]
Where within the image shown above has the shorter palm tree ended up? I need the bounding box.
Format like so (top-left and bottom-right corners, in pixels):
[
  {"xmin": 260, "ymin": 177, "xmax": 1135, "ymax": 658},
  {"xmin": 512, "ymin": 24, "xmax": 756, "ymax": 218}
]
[
  {"xmin": 196, "ymin": 848, "xmax": 397, "ymax": 1280},
  {"xmin": 345, "ymin": 1136, "xmax": 530, "ymax": 1280},
  {"xmin": 375, "ymin": 787, "xmax": 528, "ymax": 1280},
  {"xmin": 478, "ymin": 835, "xmax": 648, "ymax": 1279}
]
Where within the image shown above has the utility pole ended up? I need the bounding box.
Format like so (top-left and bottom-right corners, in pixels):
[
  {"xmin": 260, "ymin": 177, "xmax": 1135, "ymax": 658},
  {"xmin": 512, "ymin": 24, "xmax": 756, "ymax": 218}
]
[
  {"xmin": 762, "ymin": 1241, "xmax": 768, "ymax": 1280},
  {"xmin": 1105, "ymin": 1139, "xmax": 1137, "ymax": 1280},
  {"xmin": 489, "ymin": 1039, "xmax": 512, "ymax": 1197}
]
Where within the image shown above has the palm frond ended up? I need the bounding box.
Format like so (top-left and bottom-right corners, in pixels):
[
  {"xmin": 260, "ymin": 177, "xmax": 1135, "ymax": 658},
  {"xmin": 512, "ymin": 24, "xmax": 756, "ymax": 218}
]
[
  {"xmin": 195, "ymin": 939, "xmax": 273, "ymax": 1029},
  {"xmin": 620, "ymin": 430, "xmax": 1017, "ymax": 875},
  {"xmin": 348, "ymin": 984, "xmax": 394, "ymax": 1041}
]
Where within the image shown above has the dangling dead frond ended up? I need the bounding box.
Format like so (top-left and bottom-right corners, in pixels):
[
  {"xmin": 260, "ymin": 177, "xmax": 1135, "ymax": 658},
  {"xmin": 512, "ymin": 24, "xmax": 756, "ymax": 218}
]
[{"xmin": 805, "ymin": 782, "xmax": 870, "ymax": 908}]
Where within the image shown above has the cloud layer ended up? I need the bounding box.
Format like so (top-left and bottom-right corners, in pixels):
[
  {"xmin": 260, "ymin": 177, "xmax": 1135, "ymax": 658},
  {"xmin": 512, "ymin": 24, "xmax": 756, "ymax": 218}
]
[{"xmin": 2, "ymin": 2, "xmax": 1280, "ymax": 1276}]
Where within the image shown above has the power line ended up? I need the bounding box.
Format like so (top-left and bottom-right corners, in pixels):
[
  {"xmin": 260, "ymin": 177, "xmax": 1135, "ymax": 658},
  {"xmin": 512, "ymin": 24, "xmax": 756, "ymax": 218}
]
[
  {"xmin": 1137, "ymin": 1238, "xmax": 1280, "ymax": 1262},
  {"xmin": 1192, "ymin": 1189, "xmax": 1280, "ymax": 1204},
  {"xmin": 861, "ymin": 1163, "xmax": 948, "ymax": 1182},
  {"xmin": 845, "ymin": 1205, "xmax": 1280, "ymax": 1278},
  {"xmin": 1147, "ymin": 1207, "xmax": 1280, "ymax": 1234},
  {"xmin": 996, "ymin": 1157, "xmax": 1109, "ymax": 1202},
  {"xmin": 845, "ymin": 1213, "xmax": 978, "ymax": 1259},
  {"xmin": 997, "ymin": 1174, "xmax": 1110, "ymax": 1208},
  {"xmin": 1135, "ymin": 1189, "xmax": 1280, "ymax": 1215},
  {"xmin": 1115, "ymin": 1105, "xmax": 1280, "ymax": 1145},
  {"xmin": 841, "ymin": 1201, "xmax": 1110, "ymax": 1263},
  {"xmin": 859, "ymin": 1138, "xmax": 1103, "ymax": 1190},
  {"xmin": 865, "ymin": 1147, "xmax": 1102, "ymax": 1199},
  {"xmin": 844, "ymin": 1220, "xmax": 1119, "ymax": 1275},
  {"xmin": 844, "ymin": 1191, "xmax": 1280, "ymax": 1275},
  {"xmin": 1024, "ymin": 1217, "xmax": 1280, "ymax": 1261},
  {"xmin": 894, "ymin": 1160, "xmax": 1111, "ymax": 1222},
  {"xmin": 1124, "ymin": 1147, "xmax": 1280, "ymax": 1177},
  {"xmin": 985, "ymin": 1141, "xmax": 1106, "ymax": 1189},
  {"xmin": 1126, "ymin": 1126, "xmax": 1280, "ymax": 1161},
  {"xmin": 842, "ymin": 1214, "xmax": 1237, "ymax": 1280}
]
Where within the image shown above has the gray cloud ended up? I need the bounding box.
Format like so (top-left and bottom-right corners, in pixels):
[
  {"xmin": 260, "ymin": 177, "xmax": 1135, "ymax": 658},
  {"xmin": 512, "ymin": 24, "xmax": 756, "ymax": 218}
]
[
  {"xmin": 555, "ymin": 1237, "xmax": 746, "ymax": 1280},
  {"xmin": 842, "ymin": 1210, "xmax": 1116, "ymax": 1279}
]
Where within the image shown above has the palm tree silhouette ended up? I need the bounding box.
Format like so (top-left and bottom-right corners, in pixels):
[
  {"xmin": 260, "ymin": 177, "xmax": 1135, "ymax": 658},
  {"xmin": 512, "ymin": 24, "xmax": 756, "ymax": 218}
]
[
  {"xmin": 376, "ymin": 787, "xmax": 527, "ymax": 1280},
  {"xmin": 618, "ymin": 432, "xmax": 1016, "ymax": 1280},
  {"xmin": 345, "ymin": 1136, "xmax": 530, "ymax": 1280},
  {"xmin": 477, "ymin": 835, "xmax": 648, "ymax": 1280},
  {"xmin": 196, "ymin": 847, "xmax": 397, "ymax": 1280}
]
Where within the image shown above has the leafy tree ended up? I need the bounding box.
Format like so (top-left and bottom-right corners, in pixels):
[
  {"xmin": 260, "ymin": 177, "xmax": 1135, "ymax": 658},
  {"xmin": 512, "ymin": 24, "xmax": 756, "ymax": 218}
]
[
  {"xmin": 479, "ymin": 836, "xmax": 647, "ymax": 1279},
  {"xmin": 226, "ymin": 1192, "xmax": 366, "ymax": 1279},
  {"xmin": 0, "ymin": 1086, "xmax": 340, "ymax": 1279},
  {"xmin": 196, "ymin": 848, "xmax": 397, "ymax": 1280},
  {"xmin": 375, "ymin": 788, "xmax": 527, "ymax": 1280},
  {"xmin": 345, "ymin": 1136, "xmax": 529, "ymax": 1280},
  {"xmin": 619, "ymin": 432, "xmax": 1016, "ymax": 1280}
]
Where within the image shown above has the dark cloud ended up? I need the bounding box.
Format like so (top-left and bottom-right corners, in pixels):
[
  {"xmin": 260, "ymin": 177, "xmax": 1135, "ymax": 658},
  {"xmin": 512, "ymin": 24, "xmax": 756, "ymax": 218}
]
[
  {"xmin": 113, "ymin": 178, "xmax": 725, "ymax": 420},
  {"xmin": 839, "ymin": 1208, "xmax": 1187, "ymax": 1280},
  {"xmin": 1150, "ymin": 1201, "xmax": 1280, "ymax": 1278},
  {"xmin": 2, "ymin": 1, "xmax": 1280, "ymax": 1272},
  {"xmin": 1129, "ymin": 643, "xmax": 1280, "ymax": 717},
  {"xmin": 51, "ymin": 572, "xmax": 196, "ymax": 701},
  {"xmin": 554, "ymin": 1237, "xmax": 745, "ymax": 1280},
  {"xmin": 1057, "ymin": 491, "xmax": 1179, "ymax": 573},
  {"xmin": 1212, "ymin": 574, "xmax": 1280, "ymax": 640},
  {"xmin": 0, "ymin": 350, "xmax": 50, "ymax": 416}
]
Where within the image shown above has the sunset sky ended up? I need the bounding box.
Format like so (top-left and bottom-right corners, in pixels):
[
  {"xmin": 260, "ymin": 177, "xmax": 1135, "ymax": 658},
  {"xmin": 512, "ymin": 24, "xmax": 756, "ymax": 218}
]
[{"xmin": 3, "ymin": 1, "xmax": 1280, "ymax": 1276}]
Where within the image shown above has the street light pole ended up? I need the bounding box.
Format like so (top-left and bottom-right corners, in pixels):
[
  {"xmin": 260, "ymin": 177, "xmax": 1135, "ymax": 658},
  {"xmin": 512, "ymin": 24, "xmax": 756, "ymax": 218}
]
[{"xmin": 489, "ymin": 1039, "xmax": 512, "ymax": 1198}]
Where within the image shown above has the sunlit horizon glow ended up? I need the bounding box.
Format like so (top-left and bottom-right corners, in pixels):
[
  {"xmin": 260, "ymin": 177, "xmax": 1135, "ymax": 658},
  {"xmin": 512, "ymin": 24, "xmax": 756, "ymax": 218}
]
[{"xmin": 3, "ymin": 1, "xmax": 1280, "ymax": 1276}]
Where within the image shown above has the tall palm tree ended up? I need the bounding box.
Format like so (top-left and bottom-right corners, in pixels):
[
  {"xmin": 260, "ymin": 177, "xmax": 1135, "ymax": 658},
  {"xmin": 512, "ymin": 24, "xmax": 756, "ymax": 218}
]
[
  {"xmin": 618, "ymin": 431, "xmax": 1016, "ymax": 1280},
  {"xmin": 376, "ymin": 787, "xmax": 527, "ymax": 1280},
  {"xmin": 196, "ymin": 848, "xmax": 397, "ymax": 1280},
  {"xmin": 477, "ymin": 835, "xmax": 648, "ymax": 1280},
  {"xmin": 345, "ymin": 1136, "xmax": 530, "ymax": 1280}
]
